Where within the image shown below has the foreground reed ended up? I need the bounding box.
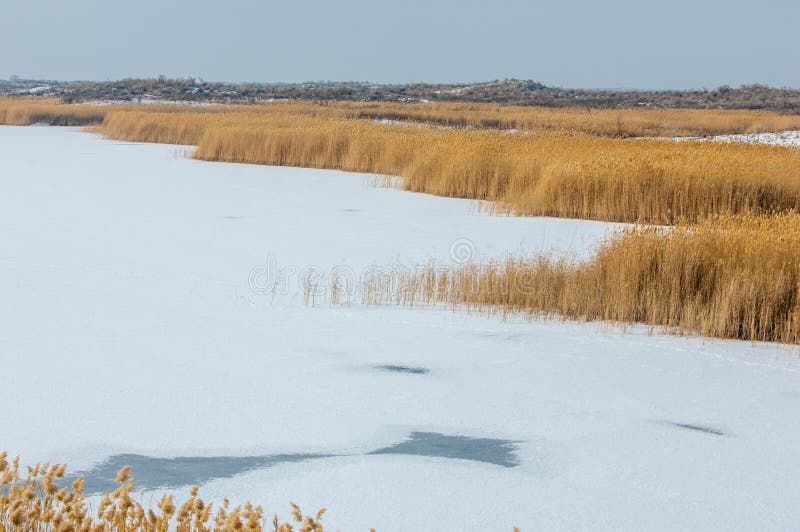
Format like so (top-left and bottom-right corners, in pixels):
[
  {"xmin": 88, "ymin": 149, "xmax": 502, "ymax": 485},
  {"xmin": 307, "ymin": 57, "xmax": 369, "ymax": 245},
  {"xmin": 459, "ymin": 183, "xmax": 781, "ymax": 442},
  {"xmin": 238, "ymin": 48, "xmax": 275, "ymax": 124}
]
[
  {"xmin": 0, "ymin": 451, "xmax": 326, "ymax": 532},
  {"xmin": 361, "ymin": 214, "xmax": 800, "ymax": 344},
  {"xmin": 0, "ymin": 452, "xmax": 527, "ymax": 531}
]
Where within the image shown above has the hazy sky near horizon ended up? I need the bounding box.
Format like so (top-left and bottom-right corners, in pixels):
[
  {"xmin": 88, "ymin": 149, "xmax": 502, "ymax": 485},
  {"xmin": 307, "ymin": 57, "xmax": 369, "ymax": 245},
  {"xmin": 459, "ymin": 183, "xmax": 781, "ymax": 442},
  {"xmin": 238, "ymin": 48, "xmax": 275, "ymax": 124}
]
[{"xmin": 1, "ymin": 0, "xmax": 798, "ymax": 89}]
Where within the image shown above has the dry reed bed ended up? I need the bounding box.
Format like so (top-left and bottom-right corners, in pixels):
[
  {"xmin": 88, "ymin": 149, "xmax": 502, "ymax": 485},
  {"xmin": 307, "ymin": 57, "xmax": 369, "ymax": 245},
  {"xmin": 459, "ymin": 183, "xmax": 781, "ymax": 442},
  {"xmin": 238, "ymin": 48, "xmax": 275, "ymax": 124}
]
[
  {"xmin": 5, "ymin": 100, "xmax": 800, "ymax": 231},
  {"xmin": 5, "ymin": 96, "xmax": 800, "ymax": 137},
  {"xmin": 94, "ymin": 100, "xmax": 800, "ymax": 138},
  {"xmin": 4, "ymin": 99, "xmax": 799, "ymax": 223},
  {"xmin": 0, "ymin": 451, "xmax": 327, "ymax": 532},
  {"xmin": 362, "ymin": 213, "xmax": 800, "ymax": 344},
  {"xmin": 336, "ymin": 101, "xmax": 800, "ymax": 137},
  {"xmin": 180, "ymin": 117, "xmax": 800, "ymax": 224},
  {"xmin": 92, "ymin": 100, "xmax": 800, "ymax": 137},
  {"xmin": 0, "ymin": 98, "xmax": 108, "ymax": 126}
]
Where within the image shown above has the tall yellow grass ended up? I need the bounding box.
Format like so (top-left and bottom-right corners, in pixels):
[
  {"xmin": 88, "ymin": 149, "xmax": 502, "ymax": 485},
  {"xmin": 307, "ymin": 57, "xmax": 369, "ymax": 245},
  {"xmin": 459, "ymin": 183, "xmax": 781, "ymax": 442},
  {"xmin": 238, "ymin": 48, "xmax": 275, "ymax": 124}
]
[
  {"xmin": 93, "ymin": 105, "xmax": 800, "ymax": 224},
  {"xmin": 187, "ymin": 117, "xmax": 800, "ymax": 224},
  {"xmin": 366, "ymin": 214, "xmax": 800, "ymax": 344},
  {"xmin": 3, "ymin": 98, "xmax": 800, "ymax": 223},
  {"xmin": 0, "ymin": 98, "xmax": 108, "ymax": 126},
  {"xmin": 95, "ymin": 99, "xmax": 800, "ymax": 137},
  {"xmin": 5, "ymin": 96, "xmax": 800, "ymax": 136},
  {"xmin": 337, "ymin": 101, "xmax": 800, "ymax": 137}
]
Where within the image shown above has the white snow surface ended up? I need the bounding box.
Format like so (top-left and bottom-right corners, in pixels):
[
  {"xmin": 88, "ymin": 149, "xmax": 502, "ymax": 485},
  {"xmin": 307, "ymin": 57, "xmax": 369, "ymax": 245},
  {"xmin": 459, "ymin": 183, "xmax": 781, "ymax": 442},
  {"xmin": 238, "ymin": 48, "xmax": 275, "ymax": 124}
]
[
  {"xmin": 708, "ymin": 130, "xmax": 800, "ymax": 146},
  {"xmin": 676, "ymin": 130, "xmax": 800, "ymax": 147},
  {"xmin": 1, "ymin": 126, "xmax": 799, "ymax": 531}
]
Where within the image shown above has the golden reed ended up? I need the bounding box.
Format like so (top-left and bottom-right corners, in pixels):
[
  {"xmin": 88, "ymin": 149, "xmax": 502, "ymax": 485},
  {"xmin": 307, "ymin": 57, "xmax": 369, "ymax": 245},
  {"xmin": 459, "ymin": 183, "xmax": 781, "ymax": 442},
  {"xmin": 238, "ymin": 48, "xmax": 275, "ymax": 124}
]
[
  {"xmin": 364, "ymin": 213, "xmax": 800, "ymax": 344},
  {"xmin": 7, "ymin": 96, "xmax": 800, "ymax": 136},
  {"xmin": 331, "ymin": 101, "xmax": 800, "ymax": 137},
  {"xmin": 4, "ymin": 98, "xmax": 800, "ymax": 342},
  {"xmin": 0, "ymin": 98, "xmax": 108, "ymax": 126},
  {"xmin": 98, "ymin": 108, "xmax": 800, "ymax": 224},
  {"xmin": 0, "ymin": 451, "xmax": 326, "ymax": 532},
  {"xmin": 3, "ymin": 97, "xmax": 800, "ymax": 224},
  {"xmin": 0, "ymin": 451, "xmax": 519, "ymax": 532}
]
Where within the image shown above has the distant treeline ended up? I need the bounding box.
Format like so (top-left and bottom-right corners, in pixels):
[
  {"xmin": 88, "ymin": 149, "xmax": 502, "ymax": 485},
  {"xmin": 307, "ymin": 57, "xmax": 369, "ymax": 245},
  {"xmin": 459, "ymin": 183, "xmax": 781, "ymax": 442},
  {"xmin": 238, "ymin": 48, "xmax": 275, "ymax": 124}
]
[{"xmin": 2, "ymin": 77, "xmax": 800, "ymax": 112}]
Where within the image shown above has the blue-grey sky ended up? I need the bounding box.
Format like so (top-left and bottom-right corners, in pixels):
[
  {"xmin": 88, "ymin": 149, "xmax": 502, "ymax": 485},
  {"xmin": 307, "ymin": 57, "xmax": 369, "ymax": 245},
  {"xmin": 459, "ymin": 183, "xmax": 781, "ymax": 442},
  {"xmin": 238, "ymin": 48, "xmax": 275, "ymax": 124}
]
[{"xmin": 1, "ymin": 0, "xmax": 798, "ymax": 89}]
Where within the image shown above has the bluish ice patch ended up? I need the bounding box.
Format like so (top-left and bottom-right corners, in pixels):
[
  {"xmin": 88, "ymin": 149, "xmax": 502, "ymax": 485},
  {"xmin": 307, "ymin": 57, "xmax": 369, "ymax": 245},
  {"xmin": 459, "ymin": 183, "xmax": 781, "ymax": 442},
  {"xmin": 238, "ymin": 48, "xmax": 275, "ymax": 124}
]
[
  {"xmin": 62, "ymin": 432, "xmax": 523, "ymax": 494},
  {"xmin": 370, "ymin": 432, "xmax": 521, "ymax": 468},
  {"xmin": 64, "ymin": 453, "xmax": 330, "ymax": 494}
]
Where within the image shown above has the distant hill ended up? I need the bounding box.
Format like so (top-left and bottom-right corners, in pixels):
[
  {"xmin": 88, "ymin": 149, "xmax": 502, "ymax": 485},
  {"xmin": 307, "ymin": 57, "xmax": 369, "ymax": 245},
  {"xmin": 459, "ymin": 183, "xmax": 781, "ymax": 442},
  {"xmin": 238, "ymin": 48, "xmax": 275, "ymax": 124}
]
[{"xmin": 3, "ymin": 77, "xmax": 800, "ymax": 113}]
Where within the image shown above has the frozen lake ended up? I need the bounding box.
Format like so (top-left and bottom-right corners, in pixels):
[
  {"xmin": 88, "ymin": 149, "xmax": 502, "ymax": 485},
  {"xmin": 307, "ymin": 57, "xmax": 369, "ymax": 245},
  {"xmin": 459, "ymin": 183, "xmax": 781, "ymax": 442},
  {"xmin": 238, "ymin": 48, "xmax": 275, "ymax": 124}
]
[{"xmin": 1, "ymin": 126, "xmax": 798, "ymax": 531}]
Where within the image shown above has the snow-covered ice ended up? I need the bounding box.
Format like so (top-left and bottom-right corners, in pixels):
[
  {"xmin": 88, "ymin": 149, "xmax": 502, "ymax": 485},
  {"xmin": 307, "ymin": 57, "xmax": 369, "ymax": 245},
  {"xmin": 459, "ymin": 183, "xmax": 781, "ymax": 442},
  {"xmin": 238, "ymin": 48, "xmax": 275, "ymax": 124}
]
[
  {"xmin": 674, "ymin": 130, "xmax": 800, "ymax": 147},
  {"xmin": 705, "ymin": 130, "xmax": 800, "ymax": 146},
  {"xmin": 1, "ymin": 126, "xmax": 799, "ymax": 531}
]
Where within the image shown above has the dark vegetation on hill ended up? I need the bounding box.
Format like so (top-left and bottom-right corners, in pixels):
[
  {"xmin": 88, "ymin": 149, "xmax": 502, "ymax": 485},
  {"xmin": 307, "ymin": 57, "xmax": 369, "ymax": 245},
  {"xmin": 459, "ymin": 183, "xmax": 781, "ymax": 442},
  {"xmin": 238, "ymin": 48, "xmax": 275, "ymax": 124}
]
[{"xmin": 2, "ymin": 77, "xmax": 800, "ymax": 112}]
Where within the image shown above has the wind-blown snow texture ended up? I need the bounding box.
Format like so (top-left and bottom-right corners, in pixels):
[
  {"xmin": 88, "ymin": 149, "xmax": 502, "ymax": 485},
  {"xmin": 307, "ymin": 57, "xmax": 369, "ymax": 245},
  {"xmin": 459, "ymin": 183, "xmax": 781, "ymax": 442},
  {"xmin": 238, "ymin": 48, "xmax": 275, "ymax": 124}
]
[
  {"xmin": 1, "ymin": 126, "xmax": 798, "ymax": 531},
  {"xmin": 675, "ymin": 130, "xmax": 800, "ymax": 146}
]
